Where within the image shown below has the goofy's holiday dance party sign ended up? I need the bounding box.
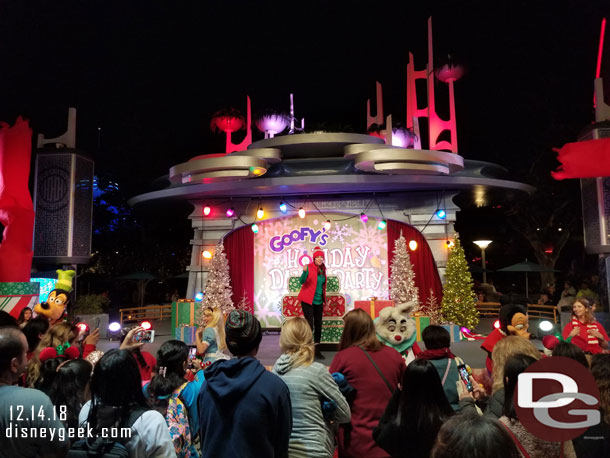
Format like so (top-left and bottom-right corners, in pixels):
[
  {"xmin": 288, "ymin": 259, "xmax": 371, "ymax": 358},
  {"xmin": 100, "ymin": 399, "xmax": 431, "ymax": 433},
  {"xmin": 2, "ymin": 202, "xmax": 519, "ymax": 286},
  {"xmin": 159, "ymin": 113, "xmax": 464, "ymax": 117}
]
[{"xmin": 253, "ymin": 213, "xmax": 388, "ymax": 327}]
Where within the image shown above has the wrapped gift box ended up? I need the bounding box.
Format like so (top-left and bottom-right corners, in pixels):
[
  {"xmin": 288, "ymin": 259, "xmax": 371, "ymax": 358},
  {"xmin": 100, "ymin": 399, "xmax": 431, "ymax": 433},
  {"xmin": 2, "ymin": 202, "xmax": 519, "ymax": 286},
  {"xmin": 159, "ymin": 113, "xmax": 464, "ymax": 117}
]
[
  {"xmin": 324, "ymin": 294, "xmax": 345, "ymax": 317},
  {"xmin": 172, "ymin": 300, "xmax": 201, "ymax": 327},
  {"xmin": 354, "ymin": 299, "xmax": 394, "ymax": 319},
  {"xmin": 326, "ymin": 276, "xmax": 340, "ymax": 293},
  {"xmin": 0, "ymin": 282, "xmax": 40, "ymax": 318},
  {"xmin": 321, "ymin": 319, "xmax": 344, "ymax": 343},
  {"xmin": 282, "ymin": 295, "xmax": 302, "ymax": 317},
  {"xmin": 175, "ymin": 325, "xmax": 197, "ymax": 345},
  {"xmin": 440, "ymin": 324, "xmax": 464, "ymax": 343},
  {"xmin": 288, "ymin": 277, "xmax": 302, "ymax": 293},
  {"xmin": 414, "ymin": 315, "xmax": 431, "ymax": 341}
]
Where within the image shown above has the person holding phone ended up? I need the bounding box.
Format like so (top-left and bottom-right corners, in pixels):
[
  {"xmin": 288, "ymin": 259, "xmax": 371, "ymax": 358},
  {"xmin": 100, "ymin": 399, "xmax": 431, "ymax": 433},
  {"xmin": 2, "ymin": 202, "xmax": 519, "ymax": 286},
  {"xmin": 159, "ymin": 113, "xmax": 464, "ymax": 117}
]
[
  {"xmin": 120, "ymin": 326, "xmax": 157, "ymax": 384},
  {"xmin": 297, "ymin": 246, "xmax": 327, "ymax": 359}
]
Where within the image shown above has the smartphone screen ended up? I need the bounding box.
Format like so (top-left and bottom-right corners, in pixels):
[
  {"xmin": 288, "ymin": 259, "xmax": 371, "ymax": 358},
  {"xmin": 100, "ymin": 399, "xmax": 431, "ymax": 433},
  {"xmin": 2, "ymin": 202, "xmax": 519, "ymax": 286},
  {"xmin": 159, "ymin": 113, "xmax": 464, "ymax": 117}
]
[
  {"xmin": 457, "ymin": 364, "xmax": 473, "ymax": 392},
  {"xmin": 137, "ymin": 330, "xmax": 155, "ymax": 343},
  {"xmin": 189, "ymin": 347, "xmax": 197, "ymax": 358}
]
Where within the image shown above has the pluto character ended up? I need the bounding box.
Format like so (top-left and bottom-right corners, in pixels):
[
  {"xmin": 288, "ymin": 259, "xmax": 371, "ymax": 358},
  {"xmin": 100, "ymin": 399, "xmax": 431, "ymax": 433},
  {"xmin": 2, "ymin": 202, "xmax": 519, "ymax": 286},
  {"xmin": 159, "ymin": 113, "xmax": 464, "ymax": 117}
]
[
  {"xmin": 34, "ymin": 269, "xmax": 75, "ymax": 325},
  {"xmin": 375, "ymin": 301, "xmax": 422, "ymax": 364},
  {"xmin": 481, "ymin": 303, "xmax": 530, "ymax": 373}
]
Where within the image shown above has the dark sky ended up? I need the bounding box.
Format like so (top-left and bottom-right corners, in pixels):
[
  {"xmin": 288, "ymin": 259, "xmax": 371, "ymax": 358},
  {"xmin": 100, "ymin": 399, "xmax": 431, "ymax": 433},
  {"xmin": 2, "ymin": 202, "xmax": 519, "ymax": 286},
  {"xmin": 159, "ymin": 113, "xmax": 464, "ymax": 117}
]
[{"xmin": 0, "ymin": 0, "xmax": 608, "ymax": 196}]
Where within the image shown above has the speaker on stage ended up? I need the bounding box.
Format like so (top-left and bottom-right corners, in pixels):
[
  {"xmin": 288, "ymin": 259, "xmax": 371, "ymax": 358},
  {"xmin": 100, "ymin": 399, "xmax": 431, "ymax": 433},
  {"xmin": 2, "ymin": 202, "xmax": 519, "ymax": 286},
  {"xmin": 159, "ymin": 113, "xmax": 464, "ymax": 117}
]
[{"xmin": 33, "ymin": 150, "xmax": 94, "ymax": 264}]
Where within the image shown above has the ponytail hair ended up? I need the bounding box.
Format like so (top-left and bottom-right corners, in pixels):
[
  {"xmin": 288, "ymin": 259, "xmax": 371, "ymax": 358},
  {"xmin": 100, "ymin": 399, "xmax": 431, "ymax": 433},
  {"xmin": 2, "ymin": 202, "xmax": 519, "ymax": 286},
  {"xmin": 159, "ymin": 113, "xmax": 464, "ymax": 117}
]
[{"xmin": 279, "ymin": 317, "xmax": 315, "ymax": 368}]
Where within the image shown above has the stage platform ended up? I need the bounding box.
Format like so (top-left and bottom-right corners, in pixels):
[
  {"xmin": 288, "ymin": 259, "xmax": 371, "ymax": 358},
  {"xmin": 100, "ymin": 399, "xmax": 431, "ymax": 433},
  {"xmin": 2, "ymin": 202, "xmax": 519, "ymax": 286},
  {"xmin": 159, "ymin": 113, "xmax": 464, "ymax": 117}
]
[{"xmin": 96, "ymin": 317, "xmax": 549, "ymax": 369}]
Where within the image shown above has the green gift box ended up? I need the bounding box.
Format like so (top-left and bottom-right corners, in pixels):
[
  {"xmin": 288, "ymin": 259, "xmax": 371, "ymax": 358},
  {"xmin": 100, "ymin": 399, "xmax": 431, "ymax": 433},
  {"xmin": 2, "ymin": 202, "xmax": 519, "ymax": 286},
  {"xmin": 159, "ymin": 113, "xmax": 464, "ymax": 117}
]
[
  {"xmin": 288, "ymin": 276, "xmax": 302, "ymax": 293},
  {"xmin": 327, "ymin": 276, "xmax": 340, "ymax": 293},
  {"xmin": 321, "ymin": 319, "xmax": 343, "ymax": 344},
  {"xmin": 414, "ymin": 315, "xmax": 431, "ymax": 341},
  {"xmin": 172, "ymin": 300, "xmax": 202, "ymax": 327}
]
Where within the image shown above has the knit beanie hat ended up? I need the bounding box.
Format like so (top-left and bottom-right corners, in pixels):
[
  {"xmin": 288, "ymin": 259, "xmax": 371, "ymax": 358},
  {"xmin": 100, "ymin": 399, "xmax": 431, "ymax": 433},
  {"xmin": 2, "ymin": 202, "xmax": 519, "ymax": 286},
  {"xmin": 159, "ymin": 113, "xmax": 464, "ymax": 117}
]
[
  {"xmin": 313, "ymin": 246, "xmax": 324, "ymax": 259},
  {"xmin": 225, "ymin": 310, "xmax": 262, "ymax": 356}
]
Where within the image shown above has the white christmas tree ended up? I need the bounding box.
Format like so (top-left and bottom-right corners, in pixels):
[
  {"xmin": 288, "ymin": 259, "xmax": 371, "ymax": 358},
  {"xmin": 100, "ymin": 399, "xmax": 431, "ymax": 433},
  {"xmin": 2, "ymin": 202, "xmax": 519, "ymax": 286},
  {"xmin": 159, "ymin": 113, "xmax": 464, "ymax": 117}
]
[
  {"xmin": 425, "ymin": 289, "xmax": 445, "ymax": 324},
  {"xmin": 200, "ymin": 242, "xmax": 235, "ymax": 318},
  {"xmin": 389, "ymin": 233, "xmax": 419, "ymax": 306}
]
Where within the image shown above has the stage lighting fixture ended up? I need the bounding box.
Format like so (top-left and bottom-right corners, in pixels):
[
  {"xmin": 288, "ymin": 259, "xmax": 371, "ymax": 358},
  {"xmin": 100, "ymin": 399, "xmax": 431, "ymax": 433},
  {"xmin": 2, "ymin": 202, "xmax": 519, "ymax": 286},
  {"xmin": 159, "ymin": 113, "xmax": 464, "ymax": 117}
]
[
  {"xmin": 539, "ymin": 320, "xmax": 554, "ymax": 332},
  {"xmin": 140, "ymin": 320, "xmax": 152, "ymax": 330},
  {"xmin": 108, "ymin": 322, "xmax": 121, "ymax": 332},
  {"xmin": 76, "ymin": 322, "xmax": 89, "ymax": 333},
  {"xmin": 493, "ymin": 319, "xmax": 501, "ymax": 329}
]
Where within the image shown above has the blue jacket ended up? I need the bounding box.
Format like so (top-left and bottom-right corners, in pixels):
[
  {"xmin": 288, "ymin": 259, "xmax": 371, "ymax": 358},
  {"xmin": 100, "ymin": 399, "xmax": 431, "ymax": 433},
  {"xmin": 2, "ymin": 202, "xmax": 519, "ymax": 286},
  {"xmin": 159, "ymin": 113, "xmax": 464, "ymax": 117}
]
[{"xmin": 198, "ymin": 357, "xmax": 292, "ymax": 458}]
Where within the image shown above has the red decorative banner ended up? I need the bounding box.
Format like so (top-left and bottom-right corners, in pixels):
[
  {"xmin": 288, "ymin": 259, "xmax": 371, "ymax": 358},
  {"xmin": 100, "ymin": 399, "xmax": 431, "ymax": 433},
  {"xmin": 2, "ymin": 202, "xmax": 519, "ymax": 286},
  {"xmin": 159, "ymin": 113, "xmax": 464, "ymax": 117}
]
[{"xmin": 552, "ymin": 138, "xmax": 610, "ymax": 180}]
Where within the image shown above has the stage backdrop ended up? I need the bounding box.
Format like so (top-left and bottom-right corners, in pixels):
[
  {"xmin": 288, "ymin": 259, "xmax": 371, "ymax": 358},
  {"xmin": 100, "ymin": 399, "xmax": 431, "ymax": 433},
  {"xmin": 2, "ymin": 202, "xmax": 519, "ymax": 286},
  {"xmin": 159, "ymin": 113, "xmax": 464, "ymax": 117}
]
[{"xmin": 224, "ymin": 215, "xmax": 442, "ymax": 328}]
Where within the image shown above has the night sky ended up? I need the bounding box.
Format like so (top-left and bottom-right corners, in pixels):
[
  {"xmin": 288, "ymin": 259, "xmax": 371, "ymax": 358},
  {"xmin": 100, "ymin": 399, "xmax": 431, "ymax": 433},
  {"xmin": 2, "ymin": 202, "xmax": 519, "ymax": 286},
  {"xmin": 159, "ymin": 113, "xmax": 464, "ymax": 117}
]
[
  {"xmin": 1, "ymin": 0, "xmax": 607, "ymax": 196},
  {"xmin": 1, "ymin": 0, "xmax": 608, "ymax": 295}
]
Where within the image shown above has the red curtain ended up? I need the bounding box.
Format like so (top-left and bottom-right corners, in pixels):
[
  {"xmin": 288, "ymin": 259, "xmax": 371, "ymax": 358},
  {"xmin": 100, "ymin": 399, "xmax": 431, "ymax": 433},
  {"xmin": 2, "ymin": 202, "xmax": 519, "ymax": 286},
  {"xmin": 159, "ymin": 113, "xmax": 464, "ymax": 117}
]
[
  {"xmin": 387, "ymin": 220, "xmax": 443, "ymax": 311},
  {"xmin": 224, "ymin": 227, "xmax": 254, "ymax": 314}
]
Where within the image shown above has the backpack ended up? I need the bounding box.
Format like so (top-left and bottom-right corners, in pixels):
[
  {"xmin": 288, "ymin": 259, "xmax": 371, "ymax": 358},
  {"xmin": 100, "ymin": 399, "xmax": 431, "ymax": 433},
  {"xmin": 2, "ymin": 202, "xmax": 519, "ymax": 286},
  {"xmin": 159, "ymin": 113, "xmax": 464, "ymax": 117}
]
[
  {"xmin": 157, "ymin": 382, "xmax": 197, "ymax": 458},
  {"xmin": 67, "ymin": 406, "xmax": 148, "ymax": 458}
]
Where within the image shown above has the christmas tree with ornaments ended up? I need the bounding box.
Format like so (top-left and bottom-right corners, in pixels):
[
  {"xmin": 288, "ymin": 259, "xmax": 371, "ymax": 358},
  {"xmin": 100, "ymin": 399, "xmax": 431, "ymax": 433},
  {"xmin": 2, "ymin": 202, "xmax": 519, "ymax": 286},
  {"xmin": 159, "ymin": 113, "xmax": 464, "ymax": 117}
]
[
  {"xmin": 200, "ymin": 241, "xmax": 235, "ymax": 319},
  {"xmin": 441, "ymin": 234, "xmax": 479, "ymax": 329},
  {"xmin": 389, "ymin": 233, "xmax": 419, "ymax": 307}
]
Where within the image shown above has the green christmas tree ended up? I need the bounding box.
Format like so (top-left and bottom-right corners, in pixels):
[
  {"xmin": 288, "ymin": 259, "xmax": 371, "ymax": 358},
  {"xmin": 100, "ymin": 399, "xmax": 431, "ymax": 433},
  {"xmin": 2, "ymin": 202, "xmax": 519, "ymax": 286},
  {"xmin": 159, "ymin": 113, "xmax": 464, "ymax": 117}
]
[
  {"xmin": 441, "ymin": 234, "xmax": 479, "ymax": 329},
  {"xmin": 199, "ymin": 241, "xmax": 234, "ymax": 323},
  {"xmin": 389, "ymin": 232, "xmax": 419, "ymax": 306}
]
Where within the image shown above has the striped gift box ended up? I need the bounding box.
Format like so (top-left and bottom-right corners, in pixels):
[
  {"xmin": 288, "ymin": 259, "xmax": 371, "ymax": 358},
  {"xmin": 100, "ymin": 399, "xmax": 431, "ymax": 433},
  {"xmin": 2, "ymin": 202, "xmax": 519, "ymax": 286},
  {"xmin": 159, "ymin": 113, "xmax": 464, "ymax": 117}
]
[{"xmin": 0, "ymin": 282, "xmax": 40, "ymax": 318}]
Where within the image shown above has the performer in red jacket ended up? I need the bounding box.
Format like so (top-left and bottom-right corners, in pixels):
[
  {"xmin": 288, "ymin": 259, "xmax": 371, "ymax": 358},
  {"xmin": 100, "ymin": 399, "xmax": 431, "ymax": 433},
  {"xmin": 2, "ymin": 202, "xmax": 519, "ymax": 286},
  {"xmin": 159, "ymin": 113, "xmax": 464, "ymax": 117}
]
[
  {"xmin": 562, "ymin": 298, "xmax": 609, "ymax": 354},
  {"xmin": 297, "ymin": 246, "xmax": 327, "ymax": 359}
]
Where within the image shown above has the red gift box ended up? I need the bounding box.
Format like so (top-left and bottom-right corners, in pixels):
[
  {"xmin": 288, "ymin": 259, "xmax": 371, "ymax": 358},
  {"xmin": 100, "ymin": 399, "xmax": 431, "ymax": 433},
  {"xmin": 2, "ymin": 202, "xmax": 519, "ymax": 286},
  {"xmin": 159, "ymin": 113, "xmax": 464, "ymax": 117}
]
[
  {"xmin": 324, "ymin": 294, "xmax": 346, "ymax": 317},
  {"xmin": 282, "ymin": 295, "xmax": 302, "ymax": 317},
  {"xmin": 354, "ymin": 298, "xmax": 394, "ymax": 319}
]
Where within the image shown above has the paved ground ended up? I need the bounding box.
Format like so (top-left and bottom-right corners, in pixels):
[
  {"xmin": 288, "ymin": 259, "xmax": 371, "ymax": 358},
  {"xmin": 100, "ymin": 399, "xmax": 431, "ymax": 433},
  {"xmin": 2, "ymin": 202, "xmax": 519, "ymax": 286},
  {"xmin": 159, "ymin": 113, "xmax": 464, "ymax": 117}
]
[{"xmin": 97, "ymin": 317, "xmax": 553, "ymax": 369}]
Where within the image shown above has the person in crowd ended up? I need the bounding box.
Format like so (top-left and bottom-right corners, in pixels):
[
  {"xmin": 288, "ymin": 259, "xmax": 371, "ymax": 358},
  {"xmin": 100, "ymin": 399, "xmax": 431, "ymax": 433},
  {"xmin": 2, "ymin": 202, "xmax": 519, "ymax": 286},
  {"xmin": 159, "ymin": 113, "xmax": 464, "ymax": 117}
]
[
  {"xmin": 572, "ymin": 354, "xmax": 610, "ymax": 457},
  {"xmin": 418, "ymin": 325, "xmax": 464, "ymax": 410},
  {"xmin": 551, "ymin": 341, "xmax": 589, "ymax": 368},
  {"xmin": 576, "ymin": 280, "xmax": 599, "ymax": 303},
  {"xmin": 562, "ymin": 297, "xmax": 609, "ymax": 354},
  {"xmin": 273, "ymin": 317, "xmax": 351, "ymax": 458},
  {"xmin": 146, "ymin": 339, "xmax": 205, "ymax": 457},
  {"xmin": 22, "ymin": 317, "xmax": 50, "ymax": 359},
  {"xmin": 430, "ymin": 413, "xmax": 520, "ymax": 458},
  {"xmin": 557, "ymin": 280, "xmax": 577, "ymax": 311},
  {"xmin": 78, "ymin": 347, "xmax": 176, "ymax": 457},
  {"xmin": 120, "ymin": 325, "xmax": 157, "ymax": 384},
  {"xmin": 499, "ymin": 353, "xmax": 576, "ymax": 457},
  {"xmin": 546, "ymin": 283, "xmax": 561, "ymax": 305},
  {"xmin": 297, "ymin": 247, "xmax": 327, "ymax": 359},
  {"xmin": 460, "ymin": 336, "xmax": 540, "ymax": 418},
  {"xmin": 17, "ymin": 306, "xmax": 32, "ymax": 328},
  {"xmin": 0, "ymin": 311, "xmax": 18, "ymax": 328},
  {"xmin": 198, "ymin": 310, "xmax": 292, "ymax": 458},
  {"xmin": 537, "ymin": 292, "xmax": 553, "ymax": 305},
  {"xmin": 373, "ymin": 358, "xmax": 453, "ymax": 458},
  {"xmin": 26, "ymin": 321, "xmax": 79, "ymax": 387},
  {"xmin": 195, "ymin": 306, "xmax": 229, "ymax": 365},
  {"xmin": 0, "ymin": 327, "xmax": 69, "ymax": 458},
  {"xmin": 44, "ymin": 359, "xmax": 92, "ymax": 430},
  {"xmin": 329, "ymin": 308, "xmax": 405, "ymax": 458}
]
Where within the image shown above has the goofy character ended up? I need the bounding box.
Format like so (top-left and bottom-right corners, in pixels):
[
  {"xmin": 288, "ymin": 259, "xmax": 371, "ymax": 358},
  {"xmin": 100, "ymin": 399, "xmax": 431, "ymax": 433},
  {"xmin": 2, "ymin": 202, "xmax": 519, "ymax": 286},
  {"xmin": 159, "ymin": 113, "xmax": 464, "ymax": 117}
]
[{"xmin": 34, "ymin": 269, "xmax": 75, "ymax": 325}]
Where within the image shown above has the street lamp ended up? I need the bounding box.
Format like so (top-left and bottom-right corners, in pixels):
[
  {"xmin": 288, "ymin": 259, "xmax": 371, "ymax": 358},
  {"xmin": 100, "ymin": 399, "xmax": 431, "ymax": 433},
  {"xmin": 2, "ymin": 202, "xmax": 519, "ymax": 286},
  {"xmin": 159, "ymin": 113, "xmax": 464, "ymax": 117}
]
[{"xmin": 473, "ymin": 240, "xmax": 492, "ymax": 283}]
